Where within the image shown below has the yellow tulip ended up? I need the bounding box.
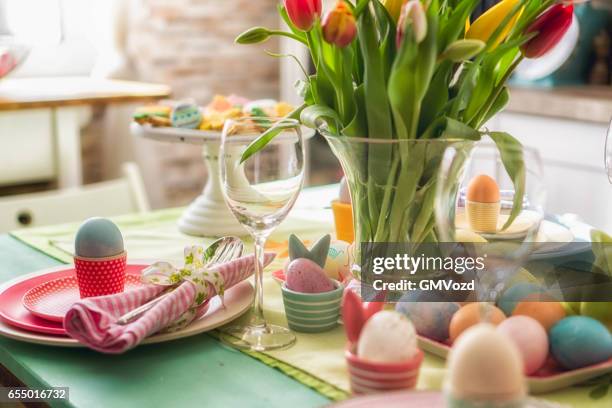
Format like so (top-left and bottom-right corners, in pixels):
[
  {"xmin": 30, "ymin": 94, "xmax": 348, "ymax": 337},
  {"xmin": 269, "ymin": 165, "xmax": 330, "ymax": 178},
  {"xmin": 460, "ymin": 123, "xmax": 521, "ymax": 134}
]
[
  {"xmin": 382, "ymin": 0, "xmax": 405, "ymax": 22},
  {"xmin": 466, "ymin": 0, "xmax": 523, "ymax": 49}
]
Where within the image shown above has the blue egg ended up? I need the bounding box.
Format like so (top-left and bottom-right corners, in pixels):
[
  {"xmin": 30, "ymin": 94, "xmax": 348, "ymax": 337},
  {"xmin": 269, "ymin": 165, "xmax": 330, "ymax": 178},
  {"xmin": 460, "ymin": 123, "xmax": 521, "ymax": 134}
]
[
  {"xmin": 75, "ymin": 217, "xmax": 124, "ymax": 258},
  {"xmin": 497, "ymin": 283, "xmax": 542, "ymax": 316},
  {"xmin": 396, "ymin": 291, "xmax": 459, "ymax": 342},
  {"xmin": 550, "ymin": 316, "xmax": 612, "ymax": 370}
]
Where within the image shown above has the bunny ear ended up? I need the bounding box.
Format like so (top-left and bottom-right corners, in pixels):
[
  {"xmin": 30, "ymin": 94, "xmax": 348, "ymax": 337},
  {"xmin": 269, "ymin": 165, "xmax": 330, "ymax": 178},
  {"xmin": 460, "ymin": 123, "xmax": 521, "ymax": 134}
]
[
  {"xmin": 363, "ymin": 301, "xmax": 385, "ymax": 323},
  {"xmin": 309, "ymin": 234, "xmax": 331, "ymax": 268},
  {"xmin": 288, "ymin": 234, "xmax": 310, "ymax": 261},
  {"xmin": 342, "ymin": 289, "xmax": 365, "ymax": 344}
]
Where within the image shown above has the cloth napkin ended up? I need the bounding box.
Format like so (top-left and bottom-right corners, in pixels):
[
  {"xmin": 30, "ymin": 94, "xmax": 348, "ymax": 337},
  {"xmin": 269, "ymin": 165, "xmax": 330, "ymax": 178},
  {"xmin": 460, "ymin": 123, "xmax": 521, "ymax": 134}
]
[{"xmin": 65, "ymin": 253, "xmax": 275, "ymax": 353}]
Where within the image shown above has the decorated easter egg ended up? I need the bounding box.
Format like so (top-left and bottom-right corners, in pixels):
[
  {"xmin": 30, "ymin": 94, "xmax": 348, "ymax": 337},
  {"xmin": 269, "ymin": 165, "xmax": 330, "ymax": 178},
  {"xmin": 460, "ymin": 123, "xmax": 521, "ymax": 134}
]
[
  {"xmin": 323, "ymin": 240, "xmax": 350, "ymax": 280},
  {"xmin": 446, "ymin": 324, "xmax": 525, "ymax": 405},
  {"xmin": 75, "ymin": 218, "xmax": 124, "ymax": 258},
  {"xmin": 171, "ymin": 102, "xmax": 202, "ymax": 128},
  {"xmin": 449, "ymin": 303, "xmax": 506, "ymax": 343},
  {"xmin": 512, "ymin": 295, "xmax": 565, "ymax": 332},
  {"xmin": 357, "ymin": 310, "xmax": 418, "ymax": 363},
  {"xmin": 285, "ymin": 258, "xmax": 335, "ymax": 293},
  {"xmin": 466, "ymin": 175, "xmax": 500, "ymax": 203},
  {"xmin": 497, "ymin": 316, "xmax": 549, "ymax": 375},
  {"xmin": 497, "ymin": 283, "xmax": 543, "ymax": 316},
  {"xmin": 550, "ymin": 316, "xmax": 612, "ymax": 370},
  {"xmin": 338, "ymin": 177, "xmax": 351, "ymax": 204},
  {"xmin": 396, "ymin": 291, "xmax": 459, "ymax": 342}
]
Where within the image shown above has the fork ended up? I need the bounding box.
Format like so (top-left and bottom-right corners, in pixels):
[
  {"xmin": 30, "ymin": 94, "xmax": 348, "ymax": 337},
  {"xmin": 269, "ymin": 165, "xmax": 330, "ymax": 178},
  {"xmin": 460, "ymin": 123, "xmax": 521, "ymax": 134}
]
[{"xmin": 116, "ymin": 236, "xmax": 244, "ymax": 325}]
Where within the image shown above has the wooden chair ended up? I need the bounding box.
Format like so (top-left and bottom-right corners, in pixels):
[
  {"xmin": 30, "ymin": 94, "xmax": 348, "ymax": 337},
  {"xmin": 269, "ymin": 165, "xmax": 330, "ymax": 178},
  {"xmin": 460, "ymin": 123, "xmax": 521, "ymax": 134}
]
[{"xmin": 0, "ymin": 163, "xmax": 149, "ymax": 232}]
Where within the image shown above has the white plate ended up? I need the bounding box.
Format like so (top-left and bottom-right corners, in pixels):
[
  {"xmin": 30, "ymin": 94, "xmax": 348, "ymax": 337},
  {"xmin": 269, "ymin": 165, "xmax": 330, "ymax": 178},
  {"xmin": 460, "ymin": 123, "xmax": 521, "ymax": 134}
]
[
  {"xmin": 130, "ymin": 122, "xmax": 316, "ymax": 145},
  {"xmin": 0, "ymin": 265, "xmax": 253, "ymax": 347}
]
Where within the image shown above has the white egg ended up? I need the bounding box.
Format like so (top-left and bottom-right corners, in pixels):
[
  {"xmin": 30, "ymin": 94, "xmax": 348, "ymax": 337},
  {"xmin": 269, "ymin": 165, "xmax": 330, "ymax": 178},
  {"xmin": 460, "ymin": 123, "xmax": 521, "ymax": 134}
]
[
  {"xmin": 357, "ymin": 311, "xmax": 418, "ymax": 363},
  {"xmin": 445, "ymin": 324, "xmax": 525, "ymax": 405}
]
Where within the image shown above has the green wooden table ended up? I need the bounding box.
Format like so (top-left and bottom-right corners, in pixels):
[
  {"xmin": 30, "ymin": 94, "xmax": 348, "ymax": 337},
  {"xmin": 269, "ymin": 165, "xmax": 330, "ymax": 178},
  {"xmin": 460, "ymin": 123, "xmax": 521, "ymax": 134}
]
[{"xmin": 0, "ymin": 235, "xmax": 330, "ymax": 408}]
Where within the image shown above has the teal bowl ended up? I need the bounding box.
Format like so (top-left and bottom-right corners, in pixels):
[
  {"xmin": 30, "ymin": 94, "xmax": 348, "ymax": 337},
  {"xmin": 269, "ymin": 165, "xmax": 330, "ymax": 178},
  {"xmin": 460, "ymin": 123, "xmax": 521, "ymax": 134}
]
[{"xmin": 281, "ymin": 280, "xmax": 343, "ymax": 333}]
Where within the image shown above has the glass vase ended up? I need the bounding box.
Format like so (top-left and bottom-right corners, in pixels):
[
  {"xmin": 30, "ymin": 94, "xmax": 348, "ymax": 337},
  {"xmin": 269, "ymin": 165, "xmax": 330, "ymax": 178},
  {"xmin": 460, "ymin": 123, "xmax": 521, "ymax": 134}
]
[{"xmin": 323, "ymin": 134, "xmax": 474, "ymax": 281}]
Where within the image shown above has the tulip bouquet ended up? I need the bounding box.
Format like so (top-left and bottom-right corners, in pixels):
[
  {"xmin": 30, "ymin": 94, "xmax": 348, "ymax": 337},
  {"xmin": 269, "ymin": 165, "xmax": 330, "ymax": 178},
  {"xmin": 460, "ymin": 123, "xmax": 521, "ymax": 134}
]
[{"xmin": 237, "ymin": 0, "xmax": 574, "ymax": 265}]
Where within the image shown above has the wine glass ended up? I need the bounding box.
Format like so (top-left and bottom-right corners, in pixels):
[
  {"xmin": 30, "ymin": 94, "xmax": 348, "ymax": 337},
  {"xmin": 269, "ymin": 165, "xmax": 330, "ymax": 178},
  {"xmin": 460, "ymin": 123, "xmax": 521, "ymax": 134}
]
[
  {"xmin": 435, "ymin": 142, "xmax": 546, "ymax": 303},
  {"xmin": 219, "ymin": 117, "xmax": 304, "ymax": 351},
  {"xmin": 605, "ymin": 118, "xmax": 612, "ymax": 184}
]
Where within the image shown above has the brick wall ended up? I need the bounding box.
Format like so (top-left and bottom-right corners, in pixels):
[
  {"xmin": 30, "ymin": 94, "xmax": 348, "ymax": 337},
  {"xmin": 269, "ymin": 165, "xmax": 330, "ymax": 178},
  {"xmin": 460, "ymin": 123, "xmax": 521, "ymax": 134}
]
[{"xmin": 125, "ymin": 0, "xmax": 281, "ymax": 207}]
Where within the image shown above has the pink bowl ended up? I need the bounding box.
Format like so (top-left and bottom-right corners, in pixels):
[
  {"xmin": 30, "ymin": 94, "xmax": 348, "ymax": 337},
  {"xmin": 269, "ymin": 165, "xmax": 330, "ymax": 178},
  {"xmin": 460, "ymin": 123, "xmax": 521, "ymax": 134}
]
[
  {"xmin": 74, "ymin": 251, "xmax": 127, "ymax": 298},
  {"xmin": 345, "ymin": 347, "xmax": 424, "ymax": 394}
]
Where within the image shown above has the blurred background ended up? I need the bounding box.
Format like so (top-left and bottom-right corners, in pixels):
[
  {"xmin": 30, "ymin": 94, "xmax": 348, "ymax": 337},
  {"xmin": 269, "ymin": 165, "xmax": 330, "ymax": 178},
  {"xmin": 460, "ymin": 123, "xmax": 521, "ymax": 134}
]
[{"xmin": 0, "ymin": 0, "xmax": 611, "ymax": 229}]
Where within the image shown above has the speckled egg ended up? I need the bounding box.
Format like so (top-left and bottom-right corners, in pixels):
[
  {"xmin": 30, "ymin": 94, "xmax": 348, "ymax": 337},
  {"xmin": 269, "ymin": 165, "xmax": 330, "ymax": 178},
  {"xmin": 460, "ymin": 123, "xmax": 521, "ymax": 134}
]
[
  {"xmin": 75, "ymin": 217, "xmax": 124, "ymax": 258},
  {"xmin": 323, "ymin": 240, "xmax": 350, "ymax": 280},
  {"xmin": 396, "ymin": 292, "xmax": 459, "ymax": 342},
  {"xmin": 449, "ymin": 303, "xmax": 506, "ymax": 343},
  {"xmin": 446, "ymin": 324, "xmax": 525, "ymax": 405},
  {"xmin": 358, "ymin": 310, "xmax": 418, "ymax": 363},
  {"xmin": 497, "ymin": 283, "xmax": 543, "ymax": 316},
  {"xmin": 512, "ymin": 295, "xmax": 565, "ymax": 332},
  {"xmin": 286, "ymin": 258, "xmax": 335, "ymax": 293},
  {"xmin": 497, "ymin": 316, "xmax": 549, "ymax": 375},
  {"xmin": 550, "ymin": 316, "xmax": 612, "ymax": 370}
]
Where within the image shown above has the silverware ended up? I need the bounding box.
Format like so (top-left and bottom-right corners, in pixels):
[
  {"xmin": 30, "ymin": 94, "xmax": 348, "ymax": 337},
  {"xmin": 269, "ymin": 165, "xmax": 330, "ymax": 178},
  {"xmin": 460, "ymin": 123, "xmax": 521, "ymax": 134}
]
[{"xmin": 116, "ymin": 236, "xmax": 244, "ymax": 325}]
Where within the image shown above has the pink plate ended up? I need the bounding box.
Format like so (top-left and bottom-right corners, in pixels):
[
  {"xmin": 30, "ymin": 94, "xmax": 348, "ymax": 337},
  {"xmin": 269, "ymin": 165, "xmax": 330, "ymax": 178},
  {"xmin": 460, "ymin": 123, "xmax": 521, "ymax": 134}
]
[
  {"xmin": 0, "ymin": 264, "xmax": 148, "ymax": 336},
  {"xmin": 23, "ymin": 274, "xmax": 143, "ymax": 323},
  {"xmin": 418, "ymin": 335, "xmax": 612, "ymax": 393}
]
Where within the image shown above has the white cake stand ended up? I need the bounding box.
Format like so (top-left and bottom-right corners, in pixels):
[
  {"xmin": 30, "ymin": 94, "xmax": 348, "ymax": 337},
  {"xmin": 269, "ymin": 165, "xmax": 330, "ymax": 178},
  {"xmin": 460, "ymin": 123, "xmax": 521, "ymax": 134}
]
[{"xmin": 131, "ymin": 123, "xmax": 314, "ymax": 237}]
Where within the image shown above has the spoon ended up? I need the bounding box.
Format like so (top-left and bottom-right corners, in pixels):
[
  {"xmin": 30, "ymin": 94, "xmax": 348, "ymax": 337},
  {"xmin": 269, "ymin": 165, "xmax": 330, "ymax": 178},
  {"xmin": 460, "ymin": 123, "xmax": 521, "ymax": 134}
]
[{"xmin": 116, "ymin": 236, "xmax": 244, "ymax": 325}]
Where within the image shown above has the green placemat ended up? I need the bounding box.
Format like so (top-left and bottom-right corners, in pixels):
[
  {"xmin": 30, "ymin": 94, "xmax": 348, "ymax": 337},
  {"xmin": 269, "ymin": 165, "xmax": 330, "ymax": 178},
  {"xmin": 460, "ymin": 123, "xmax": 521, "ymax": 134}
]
[{"xmin": 10, "ymin": 207, "xmax": 612, "ymax": 406}]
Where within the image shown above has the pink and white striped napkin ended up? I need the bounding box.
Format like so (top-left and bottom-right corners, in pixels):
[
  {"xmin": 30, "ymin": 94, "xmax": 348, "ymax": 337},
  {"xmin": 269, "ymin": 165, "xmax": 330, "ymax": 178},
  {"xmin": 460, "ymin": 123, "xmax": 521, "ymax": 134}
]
[{"xmin": 64, "ymin": 253, "xmax": 274, "ymax": 353}]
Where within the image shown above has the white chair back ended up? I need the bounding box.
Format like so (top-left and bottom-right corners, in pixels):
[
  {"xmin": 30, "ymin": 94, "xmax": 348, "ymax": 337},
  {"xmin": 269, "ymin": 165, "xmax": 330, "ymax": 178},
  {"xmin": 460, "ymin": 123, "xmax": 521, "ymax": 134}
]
[{"xmin": 0, "ymin": 163, "xmax": 149, "ymax": 232}]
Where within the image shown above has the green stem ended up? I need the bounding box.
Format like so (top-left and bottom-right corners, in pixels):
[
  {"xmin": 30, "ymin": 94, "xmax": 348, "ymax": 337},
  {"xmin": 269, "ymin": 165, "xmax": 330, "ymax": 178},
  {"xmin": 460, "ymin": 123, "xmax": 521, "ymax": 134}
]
[{"xmin": 269, "ymin": 30, "xmax": 308, "ymax": 45}]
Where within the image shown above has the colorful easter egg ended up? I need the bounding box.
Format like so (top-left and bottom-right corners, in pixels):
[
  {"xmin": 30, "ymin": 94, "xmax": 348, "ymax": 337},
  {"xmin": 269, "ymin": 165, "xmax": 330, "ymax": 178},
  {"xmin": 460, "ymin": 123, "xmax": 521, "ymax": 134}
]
[
  {"xmin": 323, "ymin": 239, "xmax": 350, "ymax": 280},
  {"xmin": 75, "ymin": 217, "xmax": 124, "ymax": 258},
  {"xmin": 497, "ymin": 283, "xmax": 543, "ymax": 316},
  {"xmin": 171, "ymin": 102, "xmax": 202, "ymax": 129},
  {"xmin": 512, "ymin": 295, "xmax": 565, "ymax": 332},
  {"xmin": 550, "ymin": 316, "xmax": 612, "ymax": 370},
  {"xmin": 396, "ymin": 291, "xmax": 459, "ymax": 342},
  {"xmin": 285, "ymin": 258, "xmax": 335, "ymax": 293},
  {"xmin": 498, "ymin": 316, "xmax": 549, "ymax": 375},
  {"xmin": 449, "ymin": 303, "xmax": 506, "ymax": 343}
]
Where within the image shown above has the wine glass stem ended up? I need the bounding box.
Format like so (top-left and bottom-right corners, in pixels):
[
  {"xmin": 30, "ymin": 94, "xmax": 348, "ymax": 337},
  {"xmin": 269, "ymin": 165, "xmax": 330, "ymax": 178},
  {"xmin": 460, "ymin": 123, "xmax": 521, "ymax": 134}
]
[{"xmin": 251, "ymin": 233, "xmax": 269, "ymax": 328}]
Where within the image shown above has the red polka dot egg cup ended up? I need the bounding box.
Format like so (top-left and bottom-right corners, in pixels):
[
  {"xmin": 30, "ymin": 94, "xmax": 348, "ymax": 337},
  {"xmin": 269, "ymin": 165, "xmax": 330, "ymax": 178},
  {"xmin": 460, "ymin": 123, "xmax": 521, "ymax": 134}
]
[{"xmin": 74, "ymin": 251, "xmax": 127, "ymax": 298}]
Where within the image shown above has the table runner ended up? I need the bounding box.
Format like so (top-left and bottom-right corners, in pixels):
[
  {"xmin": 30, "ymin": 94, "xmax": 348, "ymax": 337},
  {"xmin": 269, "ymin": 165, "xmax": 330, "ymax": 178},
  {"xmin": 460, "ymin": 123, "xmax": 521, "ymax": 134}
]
[{"xmin": 8, "ymin": 188, "xmax": 611, "ymax": 406}]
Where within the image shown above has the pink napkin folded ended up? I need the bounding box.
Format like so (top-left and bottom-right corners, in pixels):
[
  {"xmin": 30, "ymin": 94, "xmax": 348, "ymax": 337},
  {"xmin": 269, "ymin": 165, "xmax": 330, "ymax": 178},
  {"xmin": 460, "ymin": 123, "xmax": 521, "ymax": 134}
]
[{"xmin": 64, "ymin": 253, "xmax": 275, "ymax": 353}]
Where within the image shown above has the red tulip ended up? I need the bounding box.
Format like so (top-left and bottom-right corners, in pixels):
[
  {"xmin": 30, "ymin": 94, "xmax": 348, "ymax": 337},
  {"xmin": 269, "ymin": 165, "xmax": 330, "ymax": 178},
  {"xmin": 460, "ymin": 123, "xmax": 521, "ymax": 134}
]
[
  {"xmin": 322, "ymin": 1, "xmax": 357, "ymax": 48},
  {"xmin": 521, "ymin": 3, "xmax": 574, "ymax": 59},
  {"xmin": 284, "ymin": 0, "xmax": 322, "ymax": 31}
]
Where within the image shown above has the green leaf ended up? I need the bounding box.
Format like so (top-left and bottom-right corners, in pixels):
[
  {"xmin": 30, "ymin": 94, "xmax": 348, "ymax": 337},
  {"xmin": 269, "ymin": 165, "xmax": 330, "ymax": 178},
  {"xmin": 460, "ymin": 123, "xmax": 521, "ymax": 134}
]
[
  {"xmin": 343, "ymin": 84, "xmax": 368, "ymax": 137},
  {"xmin": 589, "ymin": 383, "xmax": 609, "ymax": 400},
  {"xmin": 288, "ymin": 234, "xmax": 310, "ymax": 261},
  {"xmin": 488, "ymin": 131, "xmax": 525, "ymax": 230},
  {"xmin": 418, "ymin": 61, "xmax": 452, "ymax": 134},
  {"xmin": 300, "ymin": 104, "xmax": 341, "ymax": 132},
  {"xmin": 480, "ymin": 86, "xmax": 509, "ymax": 125},
  {"xmin": 438, "ymin": 0, "xmax": 480, "ymax": 51},
  {"xmin": 422, "ymin": 116, "xmax": 481, "ymax": 140},
  {"xmin": 239, "ymin": 104, "xmax": 305, "ymax": 163}
]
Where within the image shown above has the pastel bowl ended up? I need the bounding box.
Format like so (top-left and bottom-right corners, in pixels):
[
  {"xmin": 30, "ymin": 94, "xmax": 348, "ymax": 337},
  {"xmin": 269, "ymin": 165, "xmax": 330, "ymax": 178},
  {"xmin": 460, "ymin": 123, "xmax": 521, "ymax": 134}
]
[
  {"xmin": 281, "ymin": 280, "xmax": 343, "ymax": 333},
  {"xmin": 345, "ymin": 347, "xmax": 424, "ymax": 394}
]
